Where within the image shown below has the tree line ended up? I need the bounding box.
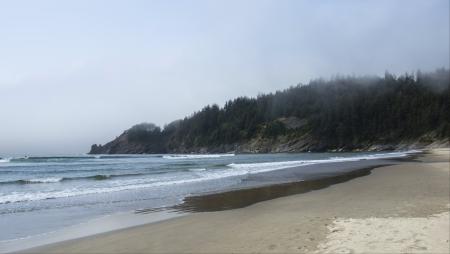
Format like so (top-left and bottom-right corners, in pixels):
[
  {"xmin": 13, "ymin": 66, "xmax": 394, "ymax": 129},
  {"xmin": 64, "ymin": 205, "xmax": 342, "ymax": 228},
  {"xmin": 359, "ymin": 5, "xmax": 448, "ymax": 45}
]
[{"xmin": 91, "ymin": 68, "xmax": 449, "ymax": 153}]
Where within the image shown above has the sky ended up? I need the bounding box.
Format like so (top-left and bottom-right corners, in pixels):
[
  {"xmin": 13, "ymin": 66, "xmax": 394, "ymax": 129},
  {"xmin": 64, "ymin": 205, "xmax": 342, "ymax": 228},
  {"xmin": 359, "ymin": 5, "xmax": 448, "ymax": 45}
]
[{"xmin": 0, "ymin": 0, "xmax": 449, "ymax": 155}]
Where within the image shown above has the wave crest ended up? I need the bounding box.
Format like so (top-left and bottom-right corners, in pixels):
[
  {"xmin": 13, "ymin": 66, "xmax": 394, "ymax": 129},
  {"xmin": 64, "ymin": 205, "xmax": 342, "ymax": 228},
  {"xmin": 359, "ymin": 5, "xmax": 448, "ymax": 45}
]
[
  {"xmin": 18, "ymin": 177, "xmax": 63, "ymax": 184},
  {"xmin": 227, "ymin": 150, "xmax": 419, "ymax": 173},
  {"xmin": 0, "ymin": 158, "xmax": 11, "ymax": 163},
  {"xmin": 163, "ymin": 154, "xmax": 235, "ymax": 160}
]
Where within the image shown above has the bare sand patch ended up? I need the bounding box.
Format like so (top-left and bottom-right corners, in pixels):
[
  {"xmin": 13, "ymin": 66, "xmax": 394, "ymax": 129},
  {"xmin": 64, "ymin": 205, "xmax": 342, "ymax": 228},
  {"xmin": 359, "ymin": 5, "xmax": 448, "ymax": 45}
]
[{"xmin": 317, "ymin": 211, "xmax": 449, "ymax": 254}]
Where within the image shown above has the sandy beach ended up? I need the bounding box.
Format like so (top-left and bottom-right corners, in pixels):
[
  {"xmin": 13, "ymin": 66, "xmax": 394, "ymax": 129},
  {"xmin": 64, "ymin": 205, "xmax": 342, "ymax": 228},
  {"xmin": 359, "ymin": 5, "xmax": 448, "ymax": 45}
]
[{"xmin": 23, "ymin": 149, "xmax": 449, "ymax": 253}]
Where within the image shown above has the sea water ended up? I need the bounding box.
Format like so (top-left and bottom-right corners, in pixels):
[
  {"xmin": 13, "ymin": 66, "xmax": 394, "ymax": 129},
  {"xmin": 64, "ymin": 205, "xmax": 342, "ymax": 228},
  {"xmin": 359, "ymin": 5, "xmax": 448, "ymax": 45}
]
[{"xmin": 0, "ymin": 151, "xmax": 416, "ymax": 246}]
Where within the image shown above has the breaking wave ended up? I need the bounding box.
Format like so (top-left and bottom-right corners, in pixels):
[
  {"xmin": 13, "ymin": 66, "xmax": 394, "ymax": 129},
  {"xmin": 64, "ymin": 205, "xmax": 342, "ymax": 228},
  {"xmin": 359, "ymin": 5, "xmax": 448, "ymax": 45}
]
[
  {"xmin": 0, "ymin": 158, "xmax": 11, "ymax": 163},
  {"xmin": 163, "ymin": 154, "xmax": 235, "ymax": 160},
  {"xmin": 0, "ymin": 173, "xmax": 147, "ymax": 185},
  {"xmin": 0, "ymin": 170, "xmax": 240, "ymax": 204},
  {"xmin": 227, "ymin": 150, "xmax": 419, "ymax": 174},
  {"xmin": 0, "ymin": 150, "xmax": 418, "ymax": 204}
]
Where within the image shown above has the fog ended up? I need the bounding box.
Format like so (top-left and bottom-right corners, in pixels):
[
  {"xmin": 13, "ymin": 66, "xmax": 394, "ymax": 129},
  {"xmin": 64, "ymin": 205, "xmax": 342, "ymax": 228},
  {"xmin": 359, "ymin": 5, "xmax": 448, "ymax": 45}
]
[{"xmin": 0, "ymin": 0, "xmax": 448, "ymax": 155}]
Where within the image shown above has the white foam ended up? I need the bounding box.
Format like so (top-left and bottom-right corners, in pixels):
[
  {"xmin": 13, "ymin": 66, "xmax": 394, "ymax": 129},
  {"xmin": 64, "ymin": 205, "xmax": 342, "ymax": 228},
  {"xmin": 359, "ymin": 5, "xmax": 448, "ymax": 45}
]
[
  {"xmin": 188, "ymin": 168, "xmax": 207, "ymax": 172},
  {"xmin": 198, "ymin": 168, "xmax": 248, "ymax": 179},
  {"xmin": 163, "ymin": 154, "xmax": 235, "ymax": 159},
  {"xmin": 227, "ymin": 150, "xmax": 419, "ymax": 174},
  {"xmin": 27, "ymin": 177, "xmax": 63, "ymax": 183},
  {"xmin": 0, "ymin": 158, "xmax": 11, "ymax": 163},
  {"xmin": 228, "ymin": 160, "xmax": 314, "ymax": 174}
]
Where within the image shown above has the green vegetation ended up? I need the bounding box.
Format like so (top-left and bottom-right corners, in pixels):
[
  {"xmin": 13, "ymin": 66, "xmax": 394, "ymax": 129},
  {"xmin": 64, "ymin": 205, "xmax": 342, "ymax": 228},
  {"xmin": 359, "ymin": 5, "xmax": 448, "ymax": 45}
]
[{"xmin": 90, "ymin": 69, "xmax": 449, "ymax": 154}]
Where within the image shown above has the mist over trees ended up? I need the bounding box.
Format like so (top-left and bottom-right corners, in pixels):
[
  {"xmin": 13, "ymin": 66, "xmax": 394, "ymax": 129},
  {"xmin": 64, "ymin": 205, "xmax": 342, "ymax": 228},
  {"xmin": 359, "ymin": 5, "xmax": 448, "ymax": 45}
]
[{"xmin": 90, "ymin": 69, "xmax": 449, "ymax": 154}]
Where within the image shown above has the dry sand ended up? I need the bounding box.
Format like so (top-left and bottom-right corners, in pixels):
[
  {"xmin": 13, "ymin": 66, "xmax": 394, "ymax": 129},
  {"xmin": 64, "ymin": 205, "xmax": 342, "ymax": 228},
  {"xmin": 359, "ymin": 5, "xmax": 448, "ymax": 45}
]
[
  {"xmin": 317, "ymin": 210, "xmax": 449, "ymax": 253},
  {"xmin": 24, "ymin": 149, "xmax": 449, "ymax": 254}
]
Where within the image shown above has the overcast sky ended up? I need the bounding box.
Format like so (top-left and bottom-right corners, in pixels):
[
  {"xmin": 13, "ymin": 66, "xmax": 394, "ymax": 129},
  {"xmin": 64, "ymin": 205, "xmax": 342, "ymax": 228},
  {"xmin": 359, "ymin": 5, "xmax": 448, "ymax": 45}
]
[{"xmin": 1, "ymin": 0, "xmax": 448, "ymax": 155}]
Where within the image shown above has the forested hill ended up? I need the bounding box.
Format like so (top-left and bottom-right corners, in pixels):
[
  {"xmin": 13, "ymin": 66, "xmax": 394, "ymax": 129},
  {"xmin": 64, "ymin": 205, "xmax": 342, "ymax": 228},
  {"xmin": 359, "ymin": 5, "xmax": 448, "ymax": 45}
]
[{"xmin": 90, "ymin": 69, "xmax": 449, "ymax": 154}]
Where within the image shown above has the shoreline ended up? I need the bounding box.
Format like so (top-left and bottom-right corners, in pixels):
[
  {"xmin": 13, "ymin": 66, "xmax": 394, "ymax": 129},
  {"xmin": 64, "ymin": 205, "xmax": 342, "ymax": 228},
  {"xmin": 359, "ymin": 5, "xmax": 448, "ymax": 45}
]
[
  {"xmin": 144, "ymin": 158, "xmax": 402, "ymax": 213},
  {"xmin": 4, "ymin": 155, "xmax": 398, "ymax": 253},
  {"xmin": 1, "ymin": 210, "xmax": 184, "ymax": 253},
  {"xmin": 15, "ymin": 149, "xmax": 450, "ymax": 253},
  {"xmin": 173, "ymin": 165, "xmax": 377, "ymax": 213}
]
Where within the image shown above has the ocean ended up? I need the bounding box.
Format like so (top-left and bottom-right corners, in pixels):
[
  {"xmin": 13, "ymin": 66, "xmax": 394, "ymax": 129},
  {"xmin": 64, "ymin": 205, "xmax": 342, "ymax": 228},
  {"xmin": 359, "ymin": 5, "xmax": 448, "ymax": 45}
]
[{"xmin": 0, "ymin": 151, "xmax": 416, "ymax": 250}]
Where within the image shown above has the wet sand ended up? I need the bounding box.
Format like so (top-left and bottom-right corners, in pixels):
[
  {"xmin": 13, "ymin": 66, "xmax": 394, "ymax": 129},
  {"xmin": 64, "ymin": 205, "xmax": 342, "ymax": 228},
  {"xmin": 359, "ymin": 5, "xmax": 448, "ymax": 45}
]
[
  {"xmin": 172, "ymin": 166, "xmax": 376, "ymax": 212},
  {"xmin": 22, "ymin": 149, "xmax": 449, "ymax": 253}
]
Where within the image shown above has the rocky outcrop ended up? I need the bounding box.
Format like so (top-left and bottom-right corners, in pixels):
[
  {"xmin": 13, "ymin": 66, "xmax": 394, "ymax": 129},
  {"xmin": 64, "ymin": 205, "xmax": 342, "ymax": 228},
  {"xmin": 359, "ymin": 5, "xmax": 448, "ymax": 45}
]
[{"xmin": 90, "ymin": 133, "xmax": 152, "ymax": 154}]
